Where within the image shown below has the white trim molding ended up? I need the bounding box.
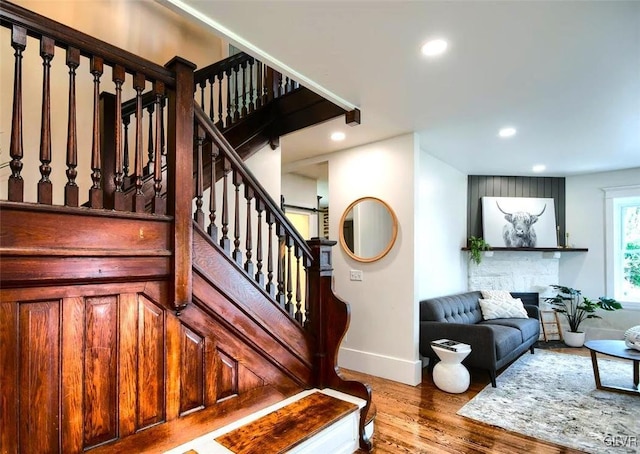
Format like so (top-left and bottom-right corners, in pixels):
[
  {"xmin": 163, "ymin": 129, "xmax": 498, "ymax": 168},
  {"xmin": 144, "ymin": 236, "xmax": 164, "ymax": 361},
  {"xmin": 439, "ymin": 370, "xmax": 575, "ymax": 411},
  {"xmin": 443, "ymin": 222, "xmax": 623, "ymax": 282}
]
[{"xmin": 602, "ymin": 185, "xmax": 640, "ymax": 310}]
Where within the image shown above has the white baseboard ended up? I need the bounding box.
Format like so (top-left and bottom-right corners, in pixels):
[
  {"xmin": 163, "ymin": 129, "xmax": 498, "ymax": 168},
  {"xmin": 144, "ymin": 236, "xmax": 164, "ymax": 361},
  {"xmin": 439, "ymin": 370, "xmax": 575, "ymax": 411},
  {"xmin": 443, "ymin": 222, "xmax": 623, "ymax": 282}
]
[{"xmin": 338, "ymin": 347, "xmax": 422, "ymax": 386}]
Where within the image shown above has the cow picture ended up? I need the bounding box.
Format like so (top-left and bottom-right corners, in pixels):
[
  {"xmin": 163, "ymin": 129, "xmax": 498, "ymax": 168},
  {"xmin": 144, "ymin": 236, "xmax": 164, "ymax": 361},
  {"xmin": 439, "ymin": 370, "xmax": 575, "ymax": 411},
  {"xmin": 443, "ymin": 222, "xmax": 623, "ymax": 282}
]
[
  {"xmin": 481, "ymin": 197, "xmax": 558, "ymax": 248},
  {"xmin": 496, "ymin": 201, "xmax": 546, "ymax": 247}
]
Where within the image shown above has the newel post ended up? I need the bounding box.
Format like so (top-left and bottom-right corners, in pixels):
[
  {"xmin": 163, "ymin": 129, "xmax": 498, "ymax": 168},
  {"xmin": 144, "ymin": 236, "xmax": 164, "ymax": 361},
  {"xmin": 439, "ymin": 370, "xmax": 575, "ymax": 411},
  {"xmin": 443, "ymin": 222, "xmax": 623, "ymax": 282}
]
[
  {"xmin": 306, "ymin": 237, "xmax": 339, "ymax": 389},
  {"xmin": 165, "ymin": 57, "xmax": 196, "ymax": 312},
  {"xmin": 306, "ymin": 238, "xmax": 374, "ymax": 451}
]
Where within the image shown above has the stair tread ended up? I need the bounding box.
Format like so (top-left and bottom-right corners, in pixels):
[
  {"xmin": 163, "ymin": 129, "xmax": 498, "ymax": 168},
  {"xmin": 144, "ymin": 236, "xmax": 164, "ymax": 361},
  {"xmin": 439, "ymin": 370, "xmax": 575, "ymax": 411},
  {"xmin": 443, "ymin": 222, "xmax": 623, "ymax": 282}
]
[{"xmin": 214, "ymin": 391, "xmax": 358, "ymax": 454}]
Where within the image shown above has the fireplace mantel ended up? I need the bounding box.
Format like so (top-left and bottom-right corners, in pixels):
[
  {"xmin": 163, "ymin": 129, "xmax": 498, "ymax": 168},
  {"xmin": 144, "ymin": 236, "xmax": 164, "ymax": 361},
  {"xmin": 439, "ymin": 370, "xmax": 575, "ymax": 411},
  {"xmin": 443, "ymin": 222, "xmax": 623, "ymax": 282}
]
[{"xmin": 462, "ymin": 247, "xmax": 588, "ymax": 252}]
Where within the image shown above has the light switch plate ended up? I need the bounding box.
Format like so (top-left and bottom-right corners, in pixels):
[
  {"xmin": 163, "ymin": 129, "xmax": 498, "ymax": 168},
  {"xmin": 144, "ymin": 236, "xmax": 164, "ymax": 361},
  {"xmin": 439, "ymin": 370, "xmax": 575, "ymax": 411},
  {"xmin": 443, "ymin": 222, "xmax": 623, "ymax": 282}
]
[{"xmin": 350, "ymin": 270, "xmax": 363, "ymax": 281}]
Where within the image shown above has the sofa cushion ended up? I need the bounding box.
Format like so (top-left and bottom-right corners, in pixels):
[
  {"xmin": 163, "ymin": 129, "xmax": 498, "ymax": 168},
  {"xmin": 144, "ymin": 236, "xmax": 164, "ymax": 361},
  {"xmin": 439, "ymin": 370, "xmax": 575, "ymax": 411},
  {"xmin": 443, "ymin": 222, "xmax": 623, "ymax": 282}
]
[
  {"xmin": 481, "ymin": 324, "xmax": 522, "ymax": 360},
  {"xmin": 481, "ymin": 318, "xmax": 540, "ymax": 343},
  {"xmin": 481, "ymin": 289, "xmax": 515, "ymax": 301},
  {"xmin": 420, "ymin": 292, "xmax": 483, "ymax": 324},
  {"xmin": 478, "ymin": 297, "xmax": 529, "ymax": 320}
]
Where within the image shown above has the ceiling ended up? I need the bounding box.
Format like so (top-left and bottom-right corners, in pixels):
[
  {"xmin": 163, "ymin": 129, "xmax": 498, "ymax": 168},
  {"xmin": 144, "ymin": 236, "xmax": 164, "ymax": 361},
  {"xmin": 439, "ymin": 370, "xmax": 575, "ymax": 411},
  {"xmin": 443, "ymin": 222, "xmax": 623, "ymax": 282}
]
[{"xmin": 163, "ymin": 1, "xmax": 640, "ymax": 179}]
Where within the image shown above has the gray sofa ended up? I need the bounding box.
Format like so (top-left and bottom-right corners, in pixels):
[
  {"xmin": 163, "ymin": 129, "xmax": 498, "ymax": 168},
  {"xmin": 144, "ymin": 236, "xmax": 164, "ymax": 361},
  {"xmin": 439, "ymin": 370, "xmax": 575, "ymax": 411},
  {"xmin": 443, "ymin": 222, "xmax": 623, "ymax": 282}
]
[{"xmin": 419, "ymin": 291, "xmax": 540, "ymax": 387}]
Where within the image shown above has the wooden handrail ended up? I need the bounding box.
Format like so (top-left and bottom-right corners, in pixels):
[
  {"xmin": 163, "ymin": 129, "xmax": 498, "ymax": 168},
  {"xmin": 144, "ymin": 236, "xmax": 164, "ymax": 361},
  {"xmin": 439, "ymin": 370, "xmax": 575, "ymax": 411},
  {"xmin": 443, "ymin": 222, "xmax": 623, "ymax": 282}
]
[
  {"xmin": 194, "ymin": 104, "xmax": 312, "ymax": 263},
  {"xmin": 0, "ymin": 0, "xmax": 175, "ymax": 86}
]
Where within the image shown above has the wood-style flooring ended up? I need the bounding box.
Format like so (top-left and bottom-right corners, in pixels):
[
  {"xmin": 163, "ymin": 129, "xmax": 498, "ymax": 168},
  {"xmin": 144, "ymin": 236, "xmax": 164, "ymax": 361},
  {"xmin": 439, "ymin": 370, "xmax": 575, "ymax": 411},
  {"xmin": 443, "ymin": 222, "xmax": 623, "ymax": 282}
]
[{"xmin": 347, "ymin": 347, "xmax": 589, "ymax": 454}]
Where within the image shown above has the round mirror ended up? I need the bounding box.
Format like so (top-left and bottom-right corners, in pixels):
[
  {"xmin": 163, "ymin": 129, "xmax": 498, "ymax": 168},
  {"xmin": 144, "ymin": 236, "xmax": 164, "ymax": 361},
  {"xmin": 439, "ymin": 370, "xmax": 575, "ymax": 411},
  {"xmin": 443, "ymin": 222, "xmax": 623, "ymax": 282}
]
[{"xmin": 339, "ymin": 197, "xmax": 398, "ymax": 263}]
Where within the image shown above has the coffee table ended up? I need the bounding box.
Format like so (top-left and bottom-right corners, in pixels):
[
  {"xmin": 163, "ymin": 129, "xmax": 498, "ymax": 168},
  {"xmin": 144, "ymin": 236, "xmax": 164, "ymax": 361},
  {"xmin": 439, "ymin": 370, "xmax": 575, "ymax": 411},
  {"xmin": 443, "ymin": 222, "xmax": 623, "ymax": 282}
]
[{"xmin": 584, "ymin": 339, "xmax": 640, "ymax": 396}]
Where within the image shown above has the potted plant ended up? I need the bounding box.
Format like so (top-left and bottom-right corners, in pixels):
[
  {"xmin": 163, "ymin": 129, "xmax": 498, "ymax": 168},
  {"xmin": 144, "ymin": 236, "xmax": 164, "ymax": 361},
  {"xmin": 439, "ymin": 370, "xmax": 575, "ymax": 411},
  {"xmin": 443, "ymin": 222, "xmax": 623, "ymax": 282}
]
[
  {"xmin": 545, "ymin": 285, "xmax": 622, "ymax": 347},
  {"xmin": 468, "ymin": 236, "xmax": 491, "ymax": 265}
]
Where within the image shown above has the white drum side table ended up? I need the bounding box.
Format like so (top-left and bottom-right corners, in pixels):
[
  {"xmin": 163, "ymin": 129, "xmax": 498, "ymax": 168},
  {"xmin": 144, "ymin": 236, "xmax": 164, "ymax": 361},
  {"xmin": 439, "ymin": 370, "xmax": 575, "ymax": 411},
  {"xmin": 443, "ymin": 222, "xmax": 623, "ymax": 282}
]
[{"xmin": 431, "ymin": 343, "xmax": 472, "ymax": 393}]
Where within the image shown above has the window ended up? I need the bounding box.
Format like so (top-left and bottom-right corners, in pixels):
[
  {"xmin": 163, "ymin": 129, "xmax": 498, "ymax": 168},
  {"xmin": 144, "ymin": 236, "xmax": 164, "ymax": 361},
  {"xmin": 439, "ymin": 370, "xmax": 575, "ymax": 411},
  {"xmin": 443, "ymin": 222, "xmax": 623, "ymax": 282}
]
[
  {"xmin": 618, "ymin": 199, "xmax": 640, "ymax": 300},
  {"xmin": 605, "ymin": 185, "xmax": 640, "ymax": 308}
]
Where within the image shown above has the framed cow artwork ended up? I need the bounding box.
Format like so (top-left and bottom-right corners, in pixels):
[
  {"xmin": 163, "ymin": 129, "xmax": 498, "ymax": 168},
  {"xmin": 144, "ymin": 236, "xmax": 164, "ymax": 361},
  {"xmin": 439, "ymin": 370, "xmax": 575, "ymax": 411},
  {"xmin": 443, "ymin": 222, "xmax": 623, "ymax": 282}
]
[{"xmin": 481, "ymin": 197, "xmax": 558, "ymax": 248}]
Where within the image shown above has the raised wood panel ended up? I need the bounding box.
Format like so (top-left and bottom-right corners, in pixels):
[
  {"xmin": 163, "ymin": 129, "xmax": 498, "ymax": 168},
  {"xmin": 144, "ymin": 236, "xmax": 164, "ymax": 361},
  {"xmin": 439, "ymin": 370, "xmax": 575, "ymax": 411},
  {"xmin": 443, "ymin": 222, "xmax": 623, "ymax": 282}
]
[
  {"xmin": 119, "ymin": 293, "xmax": 139, "ymax": 438},
  {"xmin": 19, "ymin": 300, "xmax": 61, "ymax": 454},
  {"xmin": 137, "ymin": 297, "xmax": 166, "ymax": 429},
  {"xmin": 180, "ymin": 324, "xmax": 205, "ymax": 415},
  {"xmin": 217, "ymin": 349, "xmax": 238, "ymax": 401},
  {"xmin": 467, "ymin": 175, "xmax": 566, "ymax": 246},
  {"xmin": 0, "ymin": 303, "xmax": 18, "ymax": 453},
  {"xmin": 61, "ymin": 297, "xmax": 85, "ymax": 453},
  {"xmin": 180, "ymin": 297, "xmax": 301, "ymax": 396},
  {"xmin": 84, "ymin": 296, "xmax": 118, "ymax": 448},
  {"xmin": 238, "ymin": 365, "xmax": 265, "ymax": 394}
]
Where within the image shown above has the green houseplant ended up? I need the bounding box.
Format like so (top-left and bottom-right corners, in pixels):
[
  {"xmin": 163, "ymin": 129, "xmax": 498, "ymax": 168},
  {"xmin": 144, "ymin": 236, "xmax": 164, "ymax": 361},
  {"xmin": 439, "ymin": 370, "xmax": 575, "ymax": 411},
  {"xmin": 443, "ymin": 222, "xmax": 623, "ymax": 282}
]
[
  {"xmin": 468, "ymin": 236, "xmax": 491, "ymax": 265},
  {"xmin": 545, "ymin": 285, "xmax": 622, "ymax": 346}
]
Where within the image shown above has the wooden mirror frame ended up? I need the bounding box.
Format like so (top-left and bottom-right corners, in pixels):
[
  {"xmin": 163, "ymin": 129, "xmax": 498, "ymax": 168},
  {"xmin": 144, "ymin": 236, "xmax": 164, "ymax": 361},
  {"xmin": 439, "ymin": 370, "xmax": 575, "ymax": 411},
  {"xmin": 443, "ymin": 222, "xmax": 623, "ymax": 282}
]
[{"xmin": 338, "ymin": 196, "xmax": 398, "ymax": 263}]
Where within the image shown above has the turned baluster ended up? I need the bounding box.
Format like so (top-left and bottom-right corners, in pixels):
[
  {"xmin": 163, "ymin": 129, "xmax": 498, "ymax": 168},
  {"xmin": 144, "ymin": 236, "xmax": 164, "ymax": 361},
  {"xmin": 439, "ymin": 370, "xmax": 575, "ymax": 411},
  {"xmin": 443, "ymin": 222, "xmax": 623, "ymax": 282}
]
[
  {"xmin": 233, "ymin": 65, "xmax": 240, "ymax": 121},
  {"xmin": 216, "ymin": 71, "xmax": 224, "ymax": 128},
  {"xmin": 146, "ymin": 102, "xmax": 154, "ymax": 173},
  {"xmin": 241, "ymin": 60, "xmax": 248, "ymax": 117},
  {"xmin": 194, "ymin": 125, "xmax": 205, "ymax": 227},
  {"xmin": 38, "ymin": 36, "xmax": 54, "ymax": 205},
  {"xmin": 220, "ymin": 158, "xmax": 231, "ymax": 253},
  {"xmin": 64, "ymin": 47, "xmax": 80, "ymax": 207},
  {"xmin": 276, "ymin": 71, "xmax": 283, "ymax": 97},
  {"xmin": 132, "ymin": 73, "xmax": 146, "ymax": 212},
  {"xmin": 112, "ymin": 65, "xmax": 126, "ymax": 211},
  {"xmin": 276, "ymin": 224, "xmax": 286, "ymax": 308},
  {"xmin": 294, "ymin": 245, "xmax": 303, "ymax": 324},
  {"xmin": 285, "ymin": 236, "xmax": 293, "ymax": 316},
  {"xmin": 152, "ymin": 81, "xmax": 165, "ymax": 215},
  {"xmin": 256, "ymin": 61, "xmax": 263, "ymax": 109},
  {"xmin": 225, "ymin": 68, "xmax": 232, "ymax": 127},
  {"xmin": 89, "ymin": 56, "xmax": 104, "ymax": 208},
  {"xmin": 248, "ymin": 58, "xmax": 255, "ymax": 113},
  {"xmin": 199, "ymin": 78, "xmax": 206, "ymax": 110},
  {"xmin": 122, "ymin": 116, "xmax": 130, "ymax": 178},
  {"xmin": 266, "ymin": 212, "xmax": 276, "ymax": 297},
  {"xmin": 244, "ymin": 186, "xmax": 254, "ymax": 276},
  {"xmin": 8, "ymin": 25, "xmax": 26, "ymax": 202},
  {"xmin": 255, "ymin": 199, "xmax": 265, "ymax": 286},
  {"xmin": 160, "ymin": 97, "xmax": 166, "ymax": 162},
  {"xmin": 232, "ymin": 171, "xmax": 242, "ymax": 265},
  {"xmin": 208, "ymin": 76, "xmax": 215, "ymax": 121},
  {"xmin": 208, "ymin": 144, "xmax": 219, "ymax": 241}
]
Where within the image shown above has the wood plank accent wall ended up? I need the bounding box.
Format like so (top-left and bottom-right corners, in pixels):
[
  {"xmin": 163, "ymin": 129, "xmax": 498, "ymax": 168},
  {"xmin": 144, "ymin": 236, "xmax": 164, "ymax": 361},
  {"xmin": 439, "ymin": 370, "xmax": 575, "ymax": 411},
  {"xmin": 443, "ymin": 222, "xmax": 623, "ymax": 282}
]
[{"xmin": 467, "ymin": 176, "xmax": 566, "ymax": 246}]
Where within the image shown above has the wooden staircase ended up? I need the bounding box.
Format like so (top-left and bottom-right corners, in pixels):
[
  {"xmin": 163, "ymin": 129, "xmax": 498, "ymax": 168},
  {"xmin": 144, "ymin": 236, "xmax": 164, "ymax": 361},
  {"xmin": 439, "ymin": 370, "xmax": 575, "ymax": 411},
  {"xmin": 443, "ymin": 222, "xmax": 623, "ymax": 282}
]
[{"xmin": 0, "ymin": 2, "xmax": 373, "ymax": 453}]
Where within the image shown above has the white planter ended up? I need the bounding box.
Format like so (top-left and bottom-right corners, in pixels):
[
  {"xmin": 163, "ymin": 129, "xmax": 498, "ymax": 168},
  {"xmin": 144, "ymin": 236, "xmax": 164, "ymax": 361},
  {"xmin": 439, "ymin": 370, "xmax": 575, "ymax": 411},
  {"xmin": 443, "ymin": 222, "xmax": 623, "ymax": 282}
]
[{"xmin": 563, "ymin": 331, "xmax": 586, "ymax": 347}]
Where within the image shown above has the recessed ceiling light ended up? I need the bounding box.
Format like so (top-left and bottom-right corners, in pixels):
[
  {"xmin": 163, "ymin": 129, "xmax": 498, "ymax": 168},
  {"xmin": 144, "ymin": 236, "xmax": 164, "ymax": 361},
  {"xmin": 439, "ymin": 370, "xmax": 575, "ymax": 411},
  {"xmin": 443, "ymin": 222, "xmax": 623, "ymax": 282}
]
[
  {"xmin": 421, "ymin": 39, "xmax": 448, "ymax": 57},
  {"xmin": 532, "ymin": 164, "xmax": 546, "ymax": 173},
  {"xmin": 498, "ymin": 127, "xmax": 517, "ymax": 138},
  {"xmin": 331, "ymin": 131, "xmax": 345, "ymax": 141}
]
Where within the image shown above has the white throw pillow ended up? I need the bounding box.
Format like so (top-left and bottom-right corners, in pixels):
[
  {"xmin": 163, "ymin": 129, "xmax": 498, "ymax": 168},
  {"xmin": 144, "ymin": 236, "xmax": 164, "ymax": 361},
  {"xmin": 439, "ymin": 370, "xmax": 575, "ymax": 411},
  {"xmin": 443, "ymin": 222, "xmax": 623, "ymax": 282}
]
[
  {"xmin": 479, "ymin": 298, "xmax": 529, "ymax": 320},
  {"xmin": 481, "ymin": 289, "xmax": 514, "ymax": 302}
]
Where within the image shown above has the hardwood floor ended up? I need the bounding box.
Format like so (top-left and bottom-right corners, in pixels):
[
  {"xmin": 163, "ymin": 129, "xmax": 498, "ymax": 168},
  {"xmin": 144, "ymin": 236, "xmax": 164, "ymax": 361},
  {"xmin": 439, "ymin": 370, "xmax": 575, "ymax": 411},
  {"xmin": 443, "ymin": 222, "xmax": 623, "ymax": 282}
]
[{"xmin": 346, "ymin": 347, "xmax": 589, "ymax": 454}]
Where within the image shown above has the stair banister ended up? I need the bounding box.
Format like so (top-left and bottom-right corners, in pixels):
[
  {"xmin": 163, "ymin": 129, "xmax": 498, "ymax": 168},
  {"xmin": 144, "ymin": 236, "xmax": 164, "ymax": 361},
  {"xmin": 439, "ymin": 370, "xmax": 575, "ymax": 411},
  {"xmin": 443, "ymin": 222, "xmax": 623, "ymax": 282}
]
[{"xmin": 193, "ymin": 105, "xmax": 312, "ymax": 263}]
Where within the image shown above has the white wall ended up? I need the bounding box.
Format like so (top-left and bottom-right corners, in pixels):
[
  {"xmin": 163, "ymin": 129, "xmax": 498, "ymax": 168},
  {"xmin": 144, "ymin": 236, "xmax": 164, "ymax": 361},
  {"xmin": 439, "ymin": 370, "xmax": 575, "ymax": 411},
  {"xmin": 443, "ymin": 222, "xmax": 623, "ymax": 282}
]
[
  {"xmin": 415, "ymin": 151, "xmax": 468, "ymax": 301},
  {"xmin": 563, "ymin": 167, "xmax": 640, "ymax": 339},
  {"xmin": 327, "ymin": 134, "xmax": 420, "ymax": 385}
]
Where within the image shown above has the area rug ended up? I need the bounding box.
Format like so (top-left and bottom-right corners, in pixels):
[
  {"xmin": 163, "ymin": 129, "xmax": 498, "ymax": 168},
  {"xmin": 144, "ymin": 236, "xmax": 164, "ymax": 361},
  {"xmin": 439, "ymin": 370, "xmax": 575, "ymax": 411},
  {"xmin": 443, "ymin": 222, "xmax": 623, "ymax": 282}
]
[{"xmin": 457, "ymin": 350, "xmax": 639, "ymax": 453}]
